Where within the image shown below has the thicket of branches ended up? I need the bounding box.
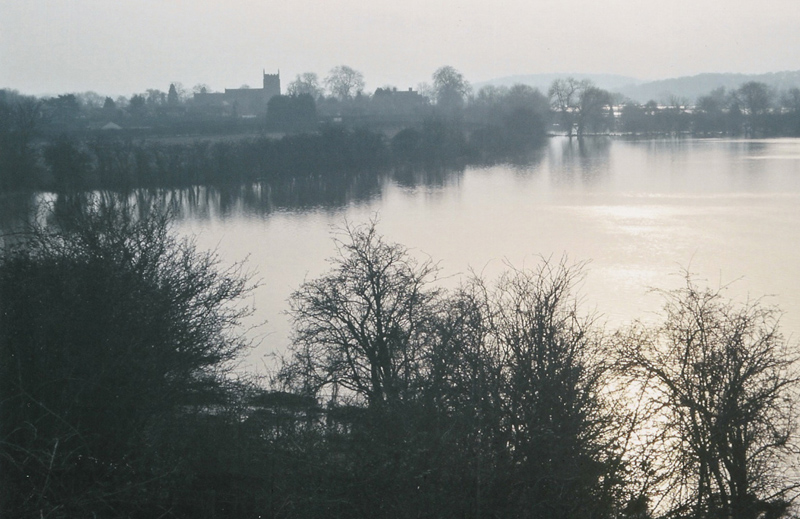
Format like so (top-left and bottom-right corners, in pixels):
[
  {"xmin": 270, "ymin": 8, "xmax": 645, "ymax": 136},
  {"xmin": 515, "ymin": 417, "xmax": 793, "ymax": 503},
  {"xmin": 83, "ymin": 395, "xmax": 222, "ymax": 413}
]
[
  {"xmin": 0, "ymin": 200, "xmax": 255, "ymax": 518},
  {"xmin": 275, "ymin": 221, "xmax": 800, "ymax": 519},
  {"xmin": 2, "ymin": 209, "xmax": 799, "ymax": 519}
]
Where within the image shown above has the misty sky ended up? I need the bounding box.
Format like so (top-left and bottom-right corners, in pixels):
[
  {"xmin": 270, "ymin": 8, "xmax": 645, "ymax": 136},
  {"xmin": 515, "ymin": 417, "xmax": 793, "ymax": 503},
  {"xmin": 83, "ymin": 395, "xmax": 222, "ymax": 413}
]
[{"xmin": 2, "ymin": 0, "xmax": 799, "ymax": 97}]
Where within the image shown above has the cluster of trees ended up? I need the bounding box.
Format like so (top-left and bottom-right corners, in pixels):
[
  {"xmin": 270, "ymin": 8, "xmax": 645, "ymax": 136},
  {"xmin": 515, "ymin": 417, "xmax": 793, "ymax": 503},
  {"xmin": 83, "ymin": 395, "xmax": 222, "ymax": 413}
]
[
  {"xmin": 275, "ymin": 221, "xmax": 800, "ymax": 519},
  {"xmin": 547, "ymin": 77, "xmax": 616, "ymax": 137},
  {"xmin": 4, "ymin": 67, "xmax": 800, "ymax": 196},
  {"xmin": 0, "ymin": 65, "xmax": 461, "ymax": 135},
  {"xmin": 0, "ymin": 90, "xmax": 45, "ymax": 190},
  {"xmin": 0, "ymin": 91, "xmax": 547, "ymax": 192},
  {"xmin": 0, "ymin": 201, "xmax": 255, "ymax": 518},
  {"xmin": 5, "ymin": 67, "xmax": 800, "ymax": 139},
  {"xmin": 619, "ymin": 82, "xmax": 800, "ymax": 136},
  {"xmin": 3, "ymin": 204, "xmax": 799, "ymax": 519},
  {"xmin": 545, "ymin": 78, "xmax": 800, "ymax": 137},
  {"xmin": 0, "ymin": 65, "xmax": 536, "ymax": 134},
  {"xmin": 50, "ymin": 127, "xmax": 388, "ymax": 191}
]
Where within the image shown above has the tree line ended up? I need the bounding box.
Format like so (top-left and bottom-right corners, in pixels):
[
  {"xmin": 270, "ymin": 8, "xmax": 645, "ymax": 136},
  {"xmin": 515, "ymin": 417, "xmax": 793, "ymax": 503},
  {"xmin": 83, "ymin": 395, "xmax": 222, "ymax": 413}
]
[
  {"xmin": 619, "ymin": 81, "xmax": 800, "ymax": 136},
  {"xmin": 2, "ymin": 203, "xmax": 799, "ymax": 519},
  {"xmin": 4, "ymin": 65, "xmax": 800, "ymax": 138},
  {"xmin": 0, "ymin": 93, "xmax": 547, "ymax": 193},
  {"xmin": 3, "ymin": 66, "xmax": 800, "ymax": 195}
]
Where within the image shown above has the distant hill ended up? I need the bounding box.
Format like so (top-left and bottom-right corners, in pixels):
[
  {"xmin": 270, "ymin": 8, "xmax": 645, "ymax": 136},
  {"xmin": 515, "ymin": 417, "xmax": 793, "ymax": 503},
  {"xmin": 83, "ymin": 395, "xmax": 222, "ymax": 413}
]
[
  {"xmin": 617, "ymin": 71, "xmax": 800, "ymax": 104},
  {"xmin": 476, "ymin": 71, "xmax": 800, "ymax": 105},
  {"xmin": 473, "ymin": 73, "xmax": 642, "ymax": 94}
]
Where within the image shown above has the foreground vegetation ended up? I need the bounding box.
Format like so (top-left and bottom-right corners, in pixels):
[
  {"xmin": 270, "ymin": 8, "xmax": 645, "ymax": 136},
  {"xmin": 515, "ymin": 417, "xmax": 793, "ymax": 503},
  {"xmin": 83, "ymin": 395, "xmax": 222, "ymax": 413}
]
[{"xmin": 2, "ymin": 203, "xmax": 798, "ymax": 519}]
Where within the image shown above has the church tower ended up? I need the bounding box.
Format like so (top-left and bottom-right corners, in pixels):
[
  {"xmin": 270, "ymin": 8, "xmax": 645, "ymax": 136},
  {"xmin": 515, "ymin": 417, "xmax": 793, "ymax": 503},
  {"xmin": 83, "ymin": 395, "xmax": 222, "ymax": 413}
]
[{"xmin": 263, "ymin": 70, "xmax": 281, "ymax": 97}]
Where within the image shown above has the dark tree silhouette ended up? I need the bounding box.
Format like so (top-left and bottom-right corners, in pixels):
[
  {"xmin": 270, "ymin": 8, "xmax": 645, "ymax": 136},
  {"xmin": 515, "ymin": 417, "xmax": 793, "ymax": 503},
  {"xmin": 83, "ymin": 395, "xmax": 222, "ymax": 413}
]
[
  {"xmin": 0, "ymin": 96, "xmax": 42, "ymax": 190},
  {"xmin": 168, "ymin": 83, "xmax": 179, "ymax": 106},
  {"xmin": 281, "ymin": 219, "xmax": 439, "ymax": 410},
  {"xmin": 431, "ymin": 66, "xmax": 471, "ymax": 114},
  {"xmin": 43, "ymin": 134, "xmax": 92, "ymax": 191},
  {"xmin": 471, "ymin": 259, "xmax": 625, "ymax": 519},
  {"xmin": 617, "ymin": 275, "xmax": 799, "ymax": 519},
  {"xmin": 266, "ymin": 94, "xmax": 317, "ymax": 131},
  {"xmin": 0, "ymin": 201, "xmax": 253, "ymax": 518},
  {"xmin": 324, "ymin": 65, "xmax": 365, "ymax": 101},
  {"xmin": 548, "ymin": 77, "xmax": 585, "ymax": 137},
  {"xmin": 286, "ymin": 72, "xmax": 323, "ymax": 99}
]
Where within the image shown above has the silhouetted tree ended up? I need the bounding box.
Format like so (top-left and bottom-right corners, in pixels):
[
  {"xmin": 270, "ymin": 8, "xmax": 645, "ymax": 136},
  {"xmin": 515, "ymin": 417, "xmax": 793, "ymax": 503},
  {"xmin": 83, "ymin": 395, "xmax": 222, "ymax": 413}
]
[
  {"xmin": 617, "ymin": 275, "xmax": 799, "ymax": 519},
  {"xmin": 780, "ymin": 87, "xmax": 800, "ymax": 135},
  {"xmin": 102, "ymin": 96, "xmax": 116, "ymax": 111},
  {"xmin": 325, "ymin": 65, "xmax": 365, "ymax": 101},
  {"xmin": 694, "ymin": 87, "xmax": 730, "ymax": 134},
  {"xmin": 44, "ymin": 94, "xmax": 81, "ymax": 130},
  {"xmin": 281, "ymin": 219, "xmax": 439, "ymax": 410},
  {"xmin": 737, "ymin": 82, "xmax": 774, "ymax": 135},
  {"xmin": 432, "ymin": 66, "xmax": 471, "ymax": 115},
  {"xmin": 576, "ymin": 84, "xmax": 613, "ymax": 136},
  {"xmin": 168, "ymin": 83, "xmax": 180, "ymax": 106},
  {"xmin": 782, "ymin": 87, "xmax": 800, "ymax": 113},
  {"xmin": 620, "ymin": 103, "xmax": 649, "ymax": 134},
  {"xmin": 0, "ymin": 201, "xmax": 254, "ymax": 518},
  {"xmin": 128, "ymin": 94, "xmax": 146, "ymax": 117},
  {"xmin": 287, "ymin": 72, "xmax": 324, "ymax": 99},
  {"xmin": 473, "ymin": 258, "xmax": 625, "ymax": 519},
  {"xmin": 467, "ymin": 84, "xmax": 548, "ymax": 156},
  {"xmin": 266, "ymin": 94, "xmax": 317, "ymax": 132},
  {"xmin": 277, "ymin": 224, "xmax": 635, "ymax": 519},
  {"xmin": 43, "ymin": 134, "xmax": 92, "ymax": 191},
  {"xmin": 146, "ymin": 89, "xmax": 166, "ymax": 107},
  {"xmin": 548, "ymin": 78, "xmax": 586, "ymax": 137},
  {"xmin": 0, "ymin": 96, "xmax": 42, "ymax": 190}
]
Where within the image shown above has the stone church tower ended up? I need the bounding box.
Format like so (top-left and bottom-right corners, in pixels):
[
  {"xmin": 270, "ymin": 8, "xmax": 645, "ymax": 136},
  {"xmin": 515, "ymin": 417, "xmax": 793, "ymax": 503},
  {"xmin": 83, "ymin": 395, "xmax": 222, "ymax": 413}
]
[{"xmin": 263, "ymin": 71, "xmax": 281, "ymax": 98}]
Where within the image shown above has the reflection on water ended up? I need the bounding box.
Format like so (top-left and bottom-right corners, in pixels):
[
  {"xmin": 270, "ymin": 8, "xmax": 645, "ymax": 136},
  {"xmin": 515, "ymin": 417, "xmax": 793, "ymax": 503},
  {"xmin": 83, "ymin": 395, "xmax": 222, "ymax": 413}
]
[
  {"xmin": 393, "ymin": 163, "xmax": 467, "ymax": 190},
  {"xmin": 550, "ymin": 136, "xmax": 613, "ymax": 184},
  {"xmin": 0, "ymin": 162, "xmax": 476, "ymax": 229},
  {"xmin": 0, "ymin": 192, "xmax": 40, "ymax": 232},
  {"xmin": 3, "ymin": 137, "xmax": 800, "ymax": 371}
]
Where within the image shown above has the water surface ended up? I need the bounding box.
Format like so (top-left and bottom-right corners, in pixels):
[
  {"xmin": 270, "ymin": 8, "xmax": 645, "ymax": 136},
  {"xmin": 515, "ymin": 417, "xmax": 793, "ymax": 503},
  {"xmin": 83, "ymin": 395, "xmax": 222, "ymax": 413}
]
[
  {"xmin": 172, "ymin": 137, "xmax": 800, "ymax": 371},
  {"xmin": 4, "ymin": 137, "xmax": 798, "ymax": 373}
]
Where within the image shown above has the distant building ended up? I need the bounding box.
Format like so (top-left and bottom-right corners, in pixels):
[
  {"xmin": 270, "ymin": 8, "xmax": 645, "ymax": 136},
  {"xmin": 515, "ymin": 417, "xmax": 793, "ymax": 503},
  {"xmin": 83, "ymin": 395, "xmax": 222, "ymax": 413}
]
[
  {"xmin": 373, "ymin": 86, "xmax": 426, "ymax": 104},
  {"xmin": 193, "ymin": 71, "xmax": 281, "ymax": 117},
  {"xmin": 368, "ymin": 86, "xmax": 429, "ymax": 124}
]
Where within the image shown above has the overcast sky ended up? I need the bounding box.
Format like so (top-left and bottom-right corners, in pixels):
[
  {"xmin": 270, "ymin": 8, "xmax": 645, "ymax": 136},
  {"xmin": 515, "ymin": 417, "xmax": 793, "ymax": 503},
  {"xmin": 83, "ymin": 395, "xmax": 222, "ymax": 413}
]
[{"xmin": 2, "ymin": 0, "xmax": 799, "ymax": 97}]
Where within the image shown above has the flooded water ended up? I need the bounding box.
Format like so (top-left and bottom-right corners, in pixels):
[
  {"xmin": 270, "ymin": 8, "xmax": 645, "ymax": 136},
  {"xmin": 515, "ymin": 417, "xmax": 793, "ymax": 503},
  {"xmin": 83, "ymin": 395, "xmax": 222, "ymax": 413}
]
[{"xmin": 6, "ymin": 136, "xmax": 800, "ymax": 372}]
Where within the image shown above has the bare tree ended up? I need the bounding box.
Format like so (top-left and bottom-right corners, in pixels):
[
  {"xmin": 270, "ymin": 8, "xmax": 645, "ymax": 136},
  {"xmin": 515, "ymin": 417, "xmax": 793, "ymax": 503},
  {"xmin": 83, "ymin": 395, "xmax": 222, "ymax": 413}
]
[
  {"xmin": 281, "ymin": 219, "xmax": 439, "ymax": 410},
  {"xmin": 0, "ymin": 200, "xmax": 254, "ymax": 517},
  {"xmin": 576, "ymin": 85, "xmax": 613, "ymax": 137},
  {"xmin": 287, "ymin": 72, "xmax": 323, "ymax": 99},
  {"xmin": 737, "ymin": 82, "xmax": 774, "ymax": 135},
  {"xmin": 431, "ymin": 65, "xmax": 471, "ymax": 112},
  {"xmin": 473, "ymin": 258, "xmax": 625, "ymax": 519},
  {"xmin": 548, "ymin": 77, "xmax": 587, "ymax": 137},
  {"xmin": 617, "ymin": 275, "xmax": 800, "ymax": 519},
  {"xmin": 781, "ymin": 88, "xmax": 800, "ymax": 114},
  {"xmin": 737, "ymin": 82, "xmax": 773, "ymax": 117},
  {"xmin": 324, "ymin": 65, "xmax": 365, "ymax": 101}
]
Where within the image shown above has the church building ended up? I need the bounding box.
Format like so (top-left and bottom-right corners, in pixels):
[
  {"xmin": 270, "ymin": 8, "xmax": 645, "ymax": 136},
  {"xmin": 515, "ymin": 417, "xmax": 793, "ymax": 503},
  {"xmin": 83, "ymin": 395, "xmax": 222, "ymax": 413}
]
[{"xmin": 193, "ymin": 71, "xmax": 281, "ymax": 117}]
